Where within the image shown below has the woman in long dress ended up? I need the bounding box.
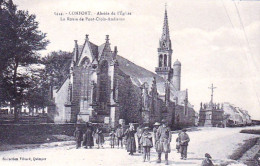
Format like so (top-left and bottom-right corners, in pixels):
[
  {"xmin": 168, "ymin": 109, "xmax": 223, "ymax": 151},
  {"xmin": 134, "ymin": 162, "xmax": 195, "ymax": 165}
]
[
  {"xmin": 124, "ymin": 123, "xmax": 136, "ymax": 155},
  {"xmin": 82, "ymin": 123, "xmax": 94, "ymax": 149}
]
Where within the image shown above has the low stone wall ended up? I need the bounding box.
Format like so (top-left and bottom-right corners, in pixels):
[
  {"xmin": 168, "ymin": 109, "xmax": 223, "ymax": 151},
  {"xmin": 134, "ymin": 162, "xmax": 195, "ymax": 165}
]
[{"xmin": 0, "ymin": 123, "xmax": 110, "ymax": 145}]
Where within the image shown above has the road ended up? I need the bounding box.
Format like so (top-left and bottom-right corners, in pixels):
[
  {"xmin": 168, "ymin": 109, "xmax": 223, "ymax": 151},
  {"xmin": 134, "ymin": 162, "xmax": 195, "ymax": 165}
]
[{"xmin": 1, "ymin": 126, "xmax": 260, "ymax": 166}]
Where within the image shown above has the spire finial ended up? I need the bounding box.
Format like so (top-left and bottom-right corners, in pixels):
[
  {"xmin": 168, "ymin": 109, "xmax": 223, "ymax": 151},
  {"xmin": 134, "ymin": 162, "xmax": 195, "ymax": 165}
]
[{"xmin": 85, "ymin": 34, "xmax": 89, "ymax": 40}]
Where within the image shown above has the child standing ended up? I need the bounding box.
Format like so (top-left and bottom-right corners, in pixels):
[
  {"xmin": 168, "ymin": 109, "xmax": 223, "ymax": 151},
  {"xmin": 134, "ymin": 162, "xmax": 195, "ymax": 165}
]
[
  {"xmin": 176, "ymin": 132, "xmax": 181, "ymax": 153},
  {"xmin": 74, "ymin": 126, "xmax": 83, "ymax": 149},
  {"xmin": 116, "ymin": 124, "xmax": 124, "ymax": 148},
  {"xmin": 110, "ymin": 129, "xmax": 116, "ymax": 148},
  {"xmin": 95, "ymin": 127, "xmax": 104, "ymax": 149},
  {"xmin": 140, "ymin": 127, "xmax": 153, "ymax": 162}
]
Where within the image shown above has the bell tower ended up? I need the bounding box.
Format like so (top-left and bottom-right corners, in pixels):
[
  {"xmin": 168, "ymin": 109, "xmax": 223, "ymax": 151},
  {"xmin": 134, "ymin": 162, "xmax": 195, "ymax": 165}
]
[{"xmin": 155, "ymin": 6, "xmax": 173, "ymax": 81}]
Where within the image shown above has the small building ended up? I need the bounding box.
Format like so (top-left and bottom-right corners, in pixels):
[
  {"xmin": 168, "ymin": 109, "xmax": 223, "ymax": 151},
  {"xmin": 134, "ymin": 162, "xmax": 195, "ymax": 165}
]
[
  {"xmin": 199, "ymin": 84, "xmax": 224, "ymax": 127},
  {"xmin": 199, "ymin": 102, "xmax": 224, "ymax": 127},
  {"xmin": 222, "ymin": 103, "xmax": 252, "ymax": 127}
]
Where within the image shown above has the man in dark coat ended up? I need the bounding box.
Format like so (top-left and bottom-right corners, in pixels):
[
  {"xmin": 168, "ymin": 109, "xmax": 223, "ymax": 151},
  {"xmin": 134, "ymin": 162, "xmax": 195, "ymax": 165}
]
[
  {"xmin": 74, "ymin": 126, "xmax": 83, "ymax": 149},
  {"xmin": 179, "ymin": 128, "xmax": 190, "ymax": 160},
  {"xmin": 156, "ymin": 119, "xmax": 172, "ymax": 165},
  {"xmin": 83, "ymin": 123, "xmax": 94, "ymax": 149}
]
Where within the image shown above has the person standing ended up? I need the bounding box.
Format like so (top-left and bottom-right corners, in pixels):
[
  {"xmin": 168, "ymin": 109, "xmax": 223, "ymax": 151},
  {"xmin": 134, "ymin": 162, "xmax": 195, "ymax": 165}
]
[
  {"xmin": 176, "ymin": 132, "xmax": 181, "ymax": 153},
  {"xmin": 179, "ymin": 128, "xmax": 190, "ymax": 160},
  {"xmin": 83, "ymin": 123, "xmax": 94, "ymax": 149},
  {"xmin": 140, "ymin": 127, "xmax": 153, "ymax": 162},
  {"xmin": 116, "ymin": 124, "xmax": 124, "ymax": 148},
  {"xmin": 74, "ymin": 126, "xmax": 83, "ymax": 149},
  {"xmin": 124, "ymin": 123, "xmax": 136, "ymax": 155},
  {"xmin": 201, "ymin": 153, "xmax": 214, "ymax": 166},
  {"xmin": 153, "ymin": 122, "xmax": 160, "ymax": 150},
  {"xmin": 136, "ymin": 124, "xmax": 144, "ymax": 153},
  {"xmin": 95, "ymin": 126, "xmax": 104, "ymax": 149},
  {"xmin": 109, "ymin": 129, "xmax": 116, "ymax": 148},
  {"xmin": 156, "ymin": 119, "xmax": 172, "ymax": 165}
]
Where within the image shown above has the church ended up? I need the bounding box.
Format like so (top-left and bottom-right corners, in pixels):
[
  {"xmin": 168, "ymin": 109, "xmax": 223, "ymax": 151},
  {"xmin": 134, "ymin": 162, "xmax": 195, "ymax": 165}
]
[{"xmin": 49, "ymin": 8, "xmax": 196, "ymax": 128}]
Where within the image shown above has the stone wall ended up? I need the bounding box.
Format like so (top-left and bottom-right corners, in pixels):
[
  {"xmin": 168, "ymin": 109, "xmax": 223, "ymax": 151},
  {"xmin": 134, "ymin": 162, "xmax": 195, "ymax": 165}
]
[
  {"xmin": 175, "ymin": 105, "xmax": 195, "ymax": 128},
  {"xmin": 0, "ymin": 123, "xmax": 111, "ymax": 145},
  {"xmin": 71, "ymin": 67, "xmax": 82, "ymax": 122},
  {"xmin": 53, "ymin": 78, "xmax": 70, "ymax": 123},
  {"xmin": 117, "ymin": 71, "xmax": 142, "ymax": 125}
]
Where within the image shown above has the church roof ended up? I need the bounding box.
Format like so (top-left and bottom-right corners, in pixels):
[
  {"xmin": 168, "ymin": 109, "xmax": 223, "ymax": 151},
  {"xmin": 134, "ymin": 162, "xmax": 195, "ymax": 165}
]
[
  {"xmin": 78, "ymin": 45, "xmax": 84, "ymax": 57},
  {"xmin": 89, "ymin": 42, "xmax": 98, "ymax": 58},
  {"xmin": 98, "ymin": 43, "xmax": 106, "ymax": 59},
  {"xmin": 116, "ymin": 55, "xmax": 190, "ymax": 106}
]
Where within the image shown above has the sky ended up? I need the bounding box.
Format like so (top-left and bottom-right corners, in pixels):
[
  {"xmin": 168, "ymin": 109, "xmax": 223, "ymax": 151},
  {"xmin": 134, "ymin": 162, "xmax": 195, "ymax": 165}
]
[{"xmin": 13, "ymin": 0, "xmax": 260, "ymax": 119}]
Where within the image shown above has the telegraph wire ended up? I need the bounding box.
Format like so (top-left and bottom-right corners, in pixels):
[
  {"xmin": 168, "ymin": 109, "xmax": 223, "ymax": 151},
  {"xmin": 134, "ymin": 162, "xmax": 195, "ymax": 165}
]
[
  {"xmin": 221, "ymin": 0, "xmax": 260, "ymax": 109},
  {"xmin": 233, "ymin": 0, "xmax": 260, "ymax": 108}
]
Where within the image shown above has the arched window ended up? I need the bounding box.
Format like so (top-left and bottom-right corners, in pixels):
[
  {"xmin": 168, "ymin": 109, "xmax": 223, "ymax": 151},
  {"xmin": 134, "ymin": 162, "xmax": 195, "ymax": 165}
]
[
  {"xmin": 79, "ymin": 57, "xmax": 90, "ymax": 67},
  {"xmin": 159, "ymin": 55, "xmax": 163, "ymax": 67},
  {"xmin": 164, "ymin": 54, "xmax": 167, "ymax": 67}
]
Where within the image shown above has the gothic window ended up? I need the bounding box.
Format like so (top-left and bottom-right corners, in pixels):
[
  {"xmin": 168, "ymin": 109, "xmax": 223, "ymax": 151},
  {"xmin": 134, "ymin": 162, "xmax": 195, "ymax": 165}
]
[
  {"xmin": 159, "ymin": 55, "xmax": 163, "ymax": 67},
  {"xmin": 79, "ymin": 57, "xmax": 90, "ymax": 67},
  {"xmin": 164, "ymin": 54, "xmax": 167, "ymax": 67}
]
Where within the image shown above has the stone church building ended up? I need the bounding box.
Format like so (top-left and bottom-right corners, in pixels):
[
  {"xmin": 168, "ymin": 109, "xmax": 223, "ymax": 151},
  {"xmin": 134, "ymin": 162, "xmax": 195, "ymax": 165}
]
[{"xmin": 49, "ymin": 8, "xmax": 196, "ymax": 128}]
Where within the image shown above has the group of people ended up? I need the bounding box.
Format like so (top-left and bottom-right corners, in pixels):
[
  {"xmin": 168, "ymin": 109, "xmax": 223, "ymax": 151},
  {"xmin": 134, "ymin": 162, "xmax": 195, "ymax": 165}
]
[
  {"xmin": 74, "ymin": 120, "xmax": 214, "ymax": 166},
  {"xmin": 74, "ymin": 122, "xmax": 104, "ymax": 149}
]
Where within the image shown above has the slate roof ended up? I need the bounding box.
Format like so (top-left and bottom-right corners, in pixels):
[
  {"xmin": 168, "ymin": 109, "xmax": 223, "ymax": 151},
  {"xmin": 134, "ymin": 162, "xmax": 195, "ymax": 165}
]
[
  {"xmin": 98, "ymin": 43, "xmax": 106, "ymax": 59},
  {"xmin": 116, "ymin": 55, "xmax": 190, "ymax": 106},
  {"xmin": 89, "ymin": 42, "xmax": 98, "ymax": 58}
]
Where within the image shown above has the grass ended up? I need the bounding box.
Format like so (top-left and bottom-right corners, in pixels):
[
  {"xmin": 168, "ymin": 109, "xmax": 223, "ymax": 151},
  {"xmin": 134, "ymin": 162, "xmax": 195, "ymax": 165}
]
[
  {"xmin": 0, "ymin": 134, "xmax": 74, "ymax": 145},
  {"xmin": 229, "ymin": 137, "xmax": 259, "ymax": 160},
  {"xmin": 240, "ymin": 129, "xmax": 260, "ymax": 135},
  {"xmin": 0, "ymin": 134, "xmax": 75, "ymax": 151}
]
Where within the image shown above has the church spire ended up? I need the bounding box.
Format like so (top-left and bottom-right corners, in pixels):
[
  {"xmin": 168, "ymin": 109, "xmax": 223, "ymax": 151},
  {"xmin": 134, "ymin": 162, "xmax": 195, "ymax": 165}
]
[
  {"xmin": 161, "ymin": 4, "xmax": 170, "ymax": 41},
  {"xmin": 155, "ymin": 4, "xmax": 173, "ymax": 81},
  {"xmin": 159, "ymin": 4, "xmax": 171, "ymax": 51}
]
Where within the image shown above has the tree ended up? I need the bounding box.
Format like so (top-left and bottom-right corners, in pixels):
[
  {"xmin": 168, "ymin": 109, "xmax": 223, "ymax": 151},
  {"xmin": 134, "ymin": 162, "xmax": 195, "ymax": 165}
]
[
  {"xmin": 42, "ymin": 51, "xmax": 73, "ymax": 87},
  {"xmin": 24, "ymin": 67, "xmax": 50, "ymax": 115},
  {"xmin": 23, "ymin": 51, "xmax": 73, "ymax": 115},
  {"xmin": 0, "ymin": 0, "xmax": 49, "ymax": 121}
]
